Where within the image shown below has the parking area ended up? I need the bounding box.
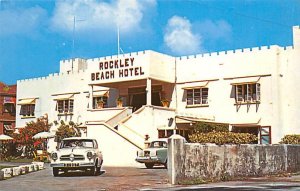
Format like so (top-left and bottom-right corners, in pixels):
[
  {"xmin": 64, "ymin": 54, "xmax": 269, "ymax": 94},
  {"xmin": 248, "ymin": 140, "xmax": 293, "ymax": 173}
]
[{"xmin": 0, "ymin": 163, "xmax": 170, "ymax": 191}]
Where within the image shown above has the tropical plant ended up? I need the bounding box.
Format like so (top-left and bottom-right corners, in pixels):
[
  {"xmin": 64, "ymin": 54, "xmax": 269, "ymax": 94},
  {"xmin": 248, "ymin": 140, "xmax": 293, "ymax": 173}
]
[
  {"xmin": 280, "ymin": 134, "xmax": 300, "ymax": 144},
  {"xmin": 161, "ymin": 98, "xmax": 170, "ymax": 107},
  {"xmin": 189, "ymin": 131, "xmax": 257, "ymax": 145},
  {"xmin": 11, "ymin": 116, "xmax": 51, "ymax": 158},
  {"xmin": 54, "ymin": 120, "xmax": 82, "ymax": 143},
  {"xmin": 192, "ymin": 121, "xmax": 229, "ymax": 133},
  {"xmin": 189, "ymin": 121, "xmax": 257, "ymax": 144}
]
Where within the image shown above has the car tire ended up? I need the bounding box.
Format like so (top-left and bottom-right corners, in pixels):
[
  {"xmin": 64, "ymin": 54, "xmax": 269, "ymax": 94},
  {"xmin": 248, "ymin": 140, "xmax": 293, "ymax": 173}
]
[
  {"xmin": 96, "ymin": 160, "xmax": 102, "ymax": 175},
  {"xmin": 53, "ymin": 168, "xmax": 59, "ymax": 177},
  {"xmin": 145, "ymin": 163, "xmax": 154, "ymax": 169},
  {"xmin": 90, "ymin": 163, "xmax": 98, "ymax": 176},
  {"xmin": 164, "ymin": 161, "xmax": 168, "ymax": 169}
]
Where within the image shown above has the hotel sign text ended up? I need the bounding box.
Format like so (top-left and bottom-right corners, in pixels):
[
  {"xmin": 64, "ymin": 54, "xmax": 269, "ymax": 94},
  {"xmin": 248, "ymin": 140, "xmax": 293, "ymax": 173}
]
[{"xmin": 91, "ymin": 57, "xmax": 145, "ymax": 81}]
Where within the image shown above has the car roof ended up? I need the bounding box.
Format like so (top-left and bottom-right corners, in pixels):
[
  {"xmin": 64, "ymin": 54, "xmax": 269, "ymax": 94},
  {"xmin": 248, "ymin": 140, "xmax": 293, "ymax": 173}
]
[
  {"xmin": 150, "ymin": 138, "xmax": 168, "ymax": 142},
  {"xmin": 62, "ymin": 137, "xmax": 95, "ymax": 141}
]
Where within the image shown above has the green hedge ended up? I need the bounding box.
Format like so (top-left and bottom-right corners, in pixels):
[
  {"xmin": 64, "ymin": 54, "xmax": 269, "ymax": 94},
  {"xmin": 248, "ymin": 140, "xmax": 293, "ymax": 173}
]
[
  {"xmin": 280, "ymin": 135, "xmax": 300, "ymax": 144},
  {"xmin": 189, "ymin": 131, "xmax": 257, "ymax": 145},
  {"xmin": 192, "ymin": 122, "xmax": 228, "ymax": 133}
]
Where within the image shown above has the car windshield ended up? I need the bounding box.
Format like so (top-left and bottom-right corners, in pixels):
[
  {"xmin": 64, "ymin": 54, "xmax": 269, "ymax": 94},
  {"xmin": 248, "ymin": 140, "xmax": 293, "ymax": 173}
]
[
  {"xmin": 60, "ymin": 139, "xmax": 94, "ymax": 149},
  {"xmin": 149, "ymin": 141, "xmax": 167, "ymax": 148}
]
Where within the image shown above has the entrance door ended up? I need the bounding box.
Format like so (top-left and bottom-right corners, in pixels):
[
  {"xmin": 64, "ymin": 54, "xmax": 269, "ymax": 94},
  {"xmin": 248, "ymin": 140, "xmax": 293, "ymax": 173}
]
[
  {"xmin": 129, "ymin": 85, "xmax": 162, "ymax": 111},
  {"xmin": 131, "ymin": 93, "xmax": 146, "ymax": 111},
  {"xmin": 152, "ymin": 92, "xmax": 161, "ymax": 106}
]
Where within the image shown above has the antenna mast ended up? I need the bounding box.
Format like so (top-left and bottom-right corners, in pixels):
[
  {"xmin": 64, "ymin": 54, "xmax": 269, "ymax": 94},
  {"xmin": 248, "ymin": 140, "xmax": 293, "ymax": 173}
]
[
  {"xmin": 117, "ymin": 23, "xmax": 120, "ymax": 55},
  {"xmin": 72, "ymin": 16, "xmax": 76, "ymax": 58}
]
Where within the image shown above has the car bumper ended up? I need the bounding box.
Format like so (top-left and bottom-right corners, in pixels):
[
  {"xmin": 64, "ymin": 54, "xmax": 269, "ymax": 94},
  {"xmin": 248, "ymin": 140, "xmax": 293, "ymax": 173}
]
[
  {"xmin": 135, "ymin": 156, "xmax": 162, "ymax": 164},
  {"xmin": 50, "ymin": 162, "xmax": 95, "ymax": 168}
]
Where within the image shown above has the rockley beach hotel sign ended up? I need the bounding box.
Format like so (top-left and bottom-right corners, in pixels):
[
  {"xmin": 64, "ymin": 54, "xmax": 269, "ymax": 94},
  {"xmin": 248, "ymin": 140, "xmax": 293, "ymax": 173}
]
[{"xmin": 91, "ymin": 57, "xmax": 145, "ymax": 82}]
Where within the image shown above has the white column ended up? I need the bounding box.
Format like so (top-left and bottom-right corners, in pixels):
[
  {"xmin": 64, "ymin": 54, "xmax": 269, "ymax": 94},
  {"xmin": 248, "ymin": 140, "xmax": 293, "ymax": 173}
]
[
  {"xmin": 89, "ymin": 85, "xmax": 94, "ymax": 109},
  {"xmin": 146, "ymin": 78, "xmax": 152, "ymax": 105}
]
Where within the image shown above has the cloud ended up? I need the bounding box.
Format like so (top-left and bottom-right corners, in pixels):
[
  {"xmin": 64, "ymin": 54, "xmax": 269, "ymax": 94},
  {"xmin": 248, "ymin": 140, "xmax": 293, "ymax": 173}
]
[
  {"xmin": 164, "ymin": 16, "xmax": 203, "ymax": 55},
  {"xmin": 50, "ymin": 0, "xmax": 156, "ymax": 35},
  {"xmin": 0, "ymin": 6, "xmax": 47, "ymax": 37},
  {"xmin": 194, "ymin": 19, "xmax": 232, "ymax": 42}
]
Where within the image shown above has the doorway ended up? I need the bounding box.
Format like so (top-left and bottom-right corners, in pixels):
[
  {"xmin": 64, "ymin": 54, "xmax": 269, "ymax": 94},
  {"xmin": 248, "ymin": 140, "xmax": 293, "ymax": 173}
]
[{"xmin": 129, "ymin": 85, "xmax": 162, "ymax": 111}]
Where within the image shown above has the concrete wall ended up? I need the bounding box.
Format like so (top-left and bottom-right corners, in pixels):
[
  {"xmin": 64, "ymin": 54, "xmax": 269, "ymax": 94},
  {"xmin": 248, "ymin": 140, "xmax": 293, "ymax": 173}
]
[
  {"xmin": 168, "ymin": 136, "xmax": 300, "ymax": 184},
  {"xmin": 87, "ymin": 124, "xmax": 143, "ymax": 167}
]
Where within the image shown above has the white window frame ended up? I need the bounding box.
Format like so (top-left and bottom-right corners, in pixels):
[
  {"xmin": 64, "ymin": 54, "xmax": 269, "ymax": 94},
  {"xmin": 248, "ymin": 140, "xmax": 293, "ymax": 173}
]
[
  {"xmin": 186, "ymin": 88, "xmax": 209, "ymax": 106},
  {"xmin": 235, "ymin": 83, "xmax": 260, "ymax": 103},
  {"xmin": 56, "ymin": 99, "xmax": 74, "ymax": 114},
  {"xmin": 20, "ymin": 104, "xmax": 35, "ymax": 117}
]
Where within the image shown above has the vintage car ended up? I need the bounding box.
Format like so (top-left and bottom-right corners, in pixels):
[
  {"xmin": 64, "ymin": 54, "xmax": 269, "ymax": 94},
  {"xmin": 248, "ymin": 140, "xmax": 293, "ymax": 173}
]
[
  {"xmin": 50, "ymin": 137, "xmax": 103, "ymax": 176},
  {"xmin": 136, "ymin": 138, "xmax": 168, "ymax": 169}
]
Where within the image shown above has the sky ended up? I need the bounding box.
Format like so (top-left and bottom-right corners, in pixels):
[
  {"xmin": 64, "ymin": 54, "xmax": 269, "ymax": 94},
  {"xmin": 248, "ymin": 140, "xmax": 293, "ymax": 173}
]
[{"xmin": 0, "ymin": 0, "xmax": 300, "ymax": 85}]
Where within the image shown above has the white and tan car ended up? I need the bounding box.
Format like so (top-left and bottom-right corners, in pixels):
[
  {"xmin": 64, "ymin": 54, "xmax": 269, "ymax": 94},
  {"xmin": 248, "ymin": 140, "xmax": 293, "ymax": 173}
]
[{"xmin": 50, "ymin": 137, "xmax": 103, "ymax": 176}]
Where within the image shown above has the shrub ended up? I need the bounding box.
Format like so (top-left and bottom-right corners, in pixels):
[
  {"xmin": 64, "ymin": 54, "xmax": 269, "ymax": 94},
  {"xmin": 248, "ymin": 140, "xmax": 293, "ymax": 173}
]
[
  {"xmin": 280, "ymin": 135, "xmax": 300, "ymax": 144},
  {"xmin": 192, "ymin": 121, "xmax": 229, "ymax": 133},
  {"xmin": 189, "ymin": 131, "xmax": 257, "ymax": 145}
]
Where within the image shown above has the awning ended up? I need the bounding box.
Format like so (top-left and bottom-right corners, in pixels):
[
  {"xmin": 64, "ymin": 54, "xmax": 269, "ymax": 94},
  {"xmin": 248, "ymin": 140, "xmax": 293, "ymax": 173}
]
[
  {"xmin": 182, "ymin": 81, "xmax": 209, "ymax": 90},
  {"xmin": 18, "ymin": 98, "xmax": 36, "ymax": 105},
  {"xmin": 53, "ymin": 94, "xmax": 74, "ymax": 100},
  {"xmin": 4, "ymin": 124, "xmax": 13, "ymax": 131},
  {"xmin": 230, "ymin": 117, "xmax": 261, "ymax": 126},
  {"xmin": 157, "ymin": 125, "xmax": 175, "ymax": 130},
  {"xmin": 175, "ymin": 115, "xmax": 216, "ymax": 124},
  {"xmin": 93, "ymin": 91, "xmax": 109, "ymax": 97},
  {"xmin": 230, "ymin": 77, "xmax": 261, "ymax": 85}
]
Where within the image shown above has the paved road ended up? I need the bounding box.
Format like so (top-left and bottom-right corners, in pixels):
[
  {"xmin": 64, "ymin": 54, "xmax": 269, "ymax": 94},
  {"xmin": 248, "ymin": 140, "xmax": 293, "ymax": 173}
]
[
  {"xmin": 0, "ymin": 164, "xmax": 170, "ymax": 191},
  {"xmin": 2, "ymin": 163, "xmax": 300, "ymax": 191}
]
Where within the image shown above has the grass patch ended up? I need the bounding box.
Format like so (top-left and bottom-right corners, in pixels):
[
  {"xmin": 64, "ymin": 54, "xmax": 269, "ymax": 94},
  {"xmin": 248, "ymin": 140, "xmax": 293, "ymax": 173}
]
[
  {"xmin": 178, "ymin": 178, "xmax": 207, "ymax": 185},
  {"xmin": 0, "ymin": 165, "xmax": 16, "ymax": 170},
  {"xmin": 0, "ymin": 158, "xmax": 33, "ymax": 163}
]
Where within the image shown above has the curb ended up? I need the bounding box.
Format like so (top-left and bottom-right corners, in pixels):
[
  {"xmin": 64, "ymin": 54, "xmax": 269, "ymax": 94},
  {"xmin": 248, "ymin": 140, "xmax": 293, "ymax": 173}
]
[{"xmin": 0, "ymin": 162, "xmax": 45, "ymax": 180}]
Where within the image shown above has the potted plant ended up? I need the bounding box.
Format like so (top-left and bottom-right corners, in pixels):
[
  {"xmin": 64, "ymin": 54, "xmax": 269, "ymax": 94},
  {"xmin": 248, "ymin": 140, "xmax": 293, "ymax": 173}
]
[
  {"xmin": 161, "ymin": 98, "xmax": 170, "ymax": 108},
  {"xmin": 116, "ymin": 97, "xmax": 123, "ymax": 108},
  {"xmin": 97, "ymin": 100, "xmax": 105, "ymax": 109}
]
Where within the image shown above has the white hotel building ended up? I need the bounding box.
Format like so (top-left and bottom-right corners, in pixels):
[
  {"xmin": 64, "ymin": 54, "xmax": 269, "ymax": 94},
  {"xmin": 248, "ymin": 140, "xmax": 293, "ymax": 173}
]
[{"xmin": 16, "ymin": 26, "xmax": 300, "ymax": 166}]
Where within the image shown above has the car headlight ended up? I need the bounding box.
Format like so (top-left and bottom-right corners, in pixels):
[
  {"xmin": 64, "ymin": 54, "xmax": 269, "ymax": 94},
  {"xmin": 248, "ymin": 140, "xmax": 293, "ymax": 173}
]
[
  {"xmin": 87, "ymin": 151, "xmax": 93, "ymax": 159},
  {"xmin": 51, "ymin": 152, "xmax": 58, "ymax": 160}
]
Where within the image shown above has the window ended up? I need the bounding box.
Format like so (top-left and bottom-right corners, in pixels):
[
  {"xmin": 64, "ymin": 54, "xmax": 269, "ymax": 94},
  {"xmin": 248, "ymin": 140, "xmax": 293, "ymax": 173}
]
[
  {"xmin": 93, "ymin": 96, "xmax": 108, "ymax": 109},
  {"xmin": 20, "ymin": 104, "xmax": 35, "ymax": 117},
  {"xmin": 3, "ymin": 103, "xmax": 15, "ymax": 114},
  {"xmin": 187, "ymin": 88, "xmax": 208, "ymax": 106},
  {"xmin": 158, "ymin": 129, "xmax": 174, "ymax": 138},
  {"xmin": 56, "ymin": 99, "xmax": 74, "ymax": 114},
  {"xmin": 260, "ymin": 126, "xmax": 271, "ymax": 144},
  {"xmin": 235, "ymin": 83, "xmax": 260, "ymax": 103}
]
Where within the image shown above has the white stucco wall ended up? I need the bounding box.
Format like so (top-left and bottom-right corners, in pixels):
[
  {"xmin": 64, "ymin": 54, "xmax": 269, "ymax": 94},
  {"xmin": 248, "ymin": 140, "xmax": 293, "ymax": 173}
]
[
  {"xmin": 16, "ymin": 71, "xmax": 88, "ymax": 128},
  {"xmin": 87, "ymin": 124, "xmax": 143, "ymax": 167},
  {"xmin": 15, "ymin": 26, "xmax": 300, "ymax": 159}
]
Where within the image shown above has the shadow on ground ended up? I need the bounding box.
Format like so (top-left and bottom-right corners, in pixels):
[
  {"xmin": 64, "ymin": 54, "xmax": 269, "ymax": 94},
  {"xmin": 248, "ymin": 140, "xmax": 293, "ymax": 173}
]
[{"xmin": 55, "ymin": 170, "xmax": 106, "ymax": 177}]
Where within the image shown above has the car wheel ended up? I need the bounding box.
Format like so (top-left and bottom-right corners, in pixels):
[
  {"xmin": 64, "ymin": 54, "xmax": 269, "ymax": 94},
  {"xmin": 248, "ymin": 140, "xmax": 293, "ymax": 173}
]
[
  {"xmin": 96, "ymin": 160, "xmax": 102, "ymax": 175},
  {"xmin": 53, "ymin": 168, "xmax": 59, "ymax": 177},
  {"xmin": 90, "ymin": 163, "xmax": 98, "ymax": 176},
  {"xmin": 145, "ymin": 163, "xmax": 154, "ymax": 169},
  {"xmin": 164, "ymin": 161, "xmax": 167, "ymax": 169}
]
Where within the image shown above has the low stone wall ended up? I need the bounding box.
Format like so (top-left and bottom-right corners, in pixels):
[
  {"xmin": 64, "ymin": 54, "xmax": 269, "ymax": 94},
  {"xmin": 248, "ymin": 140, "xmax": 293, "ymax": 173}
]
[
  {"xmin": 0, "ymin": 162, "xmax": 45, "ymax": 180},
  {"xmin": 168, "ymin": 135, "xmax": 300, "ymax": 184}
]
